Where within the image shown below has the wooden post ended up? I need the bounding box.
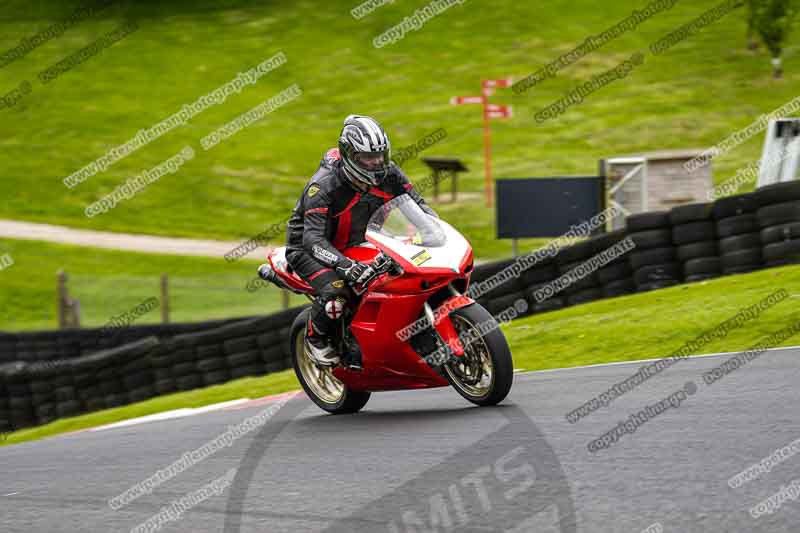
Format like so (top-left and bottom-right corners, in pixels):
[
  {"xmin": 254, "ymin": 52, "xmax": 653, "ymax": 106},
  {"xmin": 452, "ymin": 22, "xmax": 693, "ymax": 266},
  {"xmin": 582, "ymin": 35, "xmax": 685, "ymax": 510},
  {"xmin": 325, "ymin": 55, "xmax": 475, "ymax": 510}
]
[
  {"xmin": 160, "ymin": 274, "xmax": 170, "ymax": 324},
  {"xmin": 282, "ymin": 289, "xmax": 290, "ymax": 310},
  {"xmin": 432, "ymin": 169, "xmax": 440, "ymax": 201},
  {"xmin": 71, "ymin": 299, "xmax": 81, "ymax": 328},
  {"xmin": 451, "ymin": 170, "xmax": 457, "ymax": 202},
  {"xmin": 57, "ymin": 270, "xmax": 68, "ymax": 329}
]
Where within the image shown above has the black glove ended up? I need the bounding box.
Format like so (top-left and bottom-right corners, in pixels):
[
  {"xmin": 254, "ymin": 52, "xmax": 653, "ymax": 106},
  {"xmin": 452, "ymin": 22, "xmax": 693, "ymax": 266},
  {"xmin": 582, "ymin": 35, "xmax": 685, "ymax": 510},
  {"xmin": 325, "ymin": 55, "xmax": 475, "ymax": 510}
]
[{"xmin": 336, "ymin": 259, "xmax": 376, "ymax": 286}]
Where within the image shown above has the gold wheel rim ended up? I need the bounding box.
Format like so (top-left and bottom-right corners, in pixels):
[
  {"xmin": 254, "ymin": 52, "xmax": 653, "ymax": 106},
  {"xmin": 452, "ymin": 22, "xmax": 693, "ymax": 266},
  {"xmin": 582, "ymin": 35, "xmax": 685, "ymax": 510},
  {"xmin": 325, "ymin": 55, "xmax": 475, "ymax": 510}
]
[
  {"xmin": 296, "ymin": 330, "xmax": 345, "ymax": 404},
  {"xmin": 443, "ymin": 314, "xmax": 495, "ymax": 399}
]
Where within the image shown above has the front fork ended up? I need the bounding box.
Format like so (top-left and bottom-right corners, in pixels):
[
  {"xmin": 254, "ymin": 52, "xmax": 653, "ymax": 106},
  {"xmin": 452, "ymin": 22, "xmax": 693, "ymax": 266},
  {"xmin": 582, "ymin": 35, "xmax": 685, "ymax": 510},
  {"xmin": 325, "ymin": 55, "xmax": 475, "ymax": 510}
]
[{"xmin": 425, "ymin": 286, "xmax": 475, "ymax": 360}]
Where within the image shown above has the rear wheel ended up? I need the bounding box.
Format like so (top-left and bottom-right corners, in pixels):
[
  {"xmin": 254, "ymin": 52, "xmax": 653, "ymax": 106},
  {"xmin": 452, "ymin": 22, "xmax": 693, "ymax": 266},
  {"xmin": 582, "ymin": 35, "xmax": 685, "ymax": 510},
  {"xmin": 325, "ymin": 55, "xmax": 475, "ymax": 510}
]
[
  {"xmin": 290, "ymin": 309, "xmax": 370, "ymax": 414},
  {"xmin": 442, "ymin": 303, "xmax": 514, "ymax": 406}
]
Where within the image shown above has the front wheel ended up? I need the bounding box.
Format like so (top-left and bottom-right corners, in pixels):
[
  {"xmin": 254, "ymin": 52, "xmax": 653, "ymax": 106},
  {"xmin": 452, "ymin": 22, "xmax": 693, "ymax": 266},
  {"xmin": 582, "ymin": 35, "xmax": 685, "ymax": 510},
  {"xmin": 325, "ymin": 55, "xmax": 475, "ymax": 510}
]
[
  {"xmin": 290, "ymin": 309, "xmax": 370, "ymax": 414},
  {"xmin": 442, "ymin": 303, "xmax": 514, "ymax": 406}
]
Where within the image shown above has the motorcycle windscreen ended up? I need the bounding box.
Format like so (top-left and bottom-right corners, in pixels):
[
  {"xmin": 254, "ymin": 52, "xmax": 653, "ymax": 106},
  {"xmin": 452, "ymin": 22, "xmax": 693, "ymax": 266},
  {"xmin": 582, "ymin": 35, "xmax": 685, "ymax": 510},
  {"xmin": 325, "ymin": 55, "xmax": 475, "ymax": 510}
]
[{"xmin": 366, "ymin": 195, "xmax": 469, "ymax": 272}]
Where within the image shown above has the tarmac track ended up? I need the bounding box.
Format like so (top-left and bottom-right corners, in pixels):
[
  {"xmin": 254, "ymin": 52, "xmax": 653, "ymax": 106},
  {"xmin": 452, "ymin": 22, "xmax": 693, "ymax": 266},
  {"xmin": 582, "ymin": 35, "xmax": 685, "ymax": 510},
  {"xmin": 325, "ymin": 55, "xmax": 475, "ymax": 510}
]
[{"xmin": 1, "ymin": 346, "xmax": 799, "ymax": 532}]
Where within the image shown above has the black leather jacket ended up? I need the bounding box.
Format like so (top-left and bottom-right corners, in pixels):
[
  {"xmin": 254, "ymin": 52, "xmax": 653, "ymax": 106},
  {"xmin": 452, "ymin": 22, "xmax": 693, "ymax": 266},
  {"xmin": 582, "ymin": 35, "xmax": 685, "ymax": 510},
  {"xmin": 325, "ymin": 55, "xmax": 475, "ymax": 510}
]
[{"xmin": 286, "ymin": 148, "xmax": 437, "ymax": 267}]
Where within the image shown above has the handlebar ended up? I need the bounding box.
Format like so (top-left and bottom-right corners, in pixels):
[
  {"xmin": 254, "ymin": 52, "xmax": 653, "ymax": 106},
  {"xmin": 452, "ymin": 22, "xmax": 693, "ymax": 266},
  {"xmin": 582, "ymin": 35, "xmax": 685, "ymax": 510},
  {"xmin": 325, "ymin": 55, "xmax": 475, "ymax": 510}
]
[{"xmin": 352, "ymin": 252, "xmax": 400, "ymax": 295}]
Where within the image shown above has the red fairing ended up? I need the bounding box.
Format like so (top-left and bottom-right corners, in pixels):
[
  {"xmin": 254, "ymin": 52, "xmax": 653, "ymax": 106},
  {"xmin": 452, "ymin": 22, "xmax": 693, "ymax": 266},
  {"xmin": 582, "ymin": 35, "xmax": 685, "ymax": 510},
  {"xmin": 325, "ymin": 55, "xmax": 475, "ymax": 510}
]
[{"xmin": 268, "ymin": 231, "xmax": 475, "ymax": 392}]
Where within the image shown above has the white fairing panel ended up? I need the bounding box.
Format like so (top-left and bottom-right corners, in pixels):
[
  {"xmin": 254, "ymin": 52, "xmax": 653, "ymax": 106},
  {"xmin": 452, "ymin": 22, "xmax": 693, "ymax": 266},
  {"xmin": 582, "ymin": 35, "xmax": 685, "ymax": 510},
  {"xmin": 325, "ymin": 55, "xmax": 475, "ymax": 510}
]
[{"xmin": 367, "ymin": 219, "xmax": 469, "ymax": 272}]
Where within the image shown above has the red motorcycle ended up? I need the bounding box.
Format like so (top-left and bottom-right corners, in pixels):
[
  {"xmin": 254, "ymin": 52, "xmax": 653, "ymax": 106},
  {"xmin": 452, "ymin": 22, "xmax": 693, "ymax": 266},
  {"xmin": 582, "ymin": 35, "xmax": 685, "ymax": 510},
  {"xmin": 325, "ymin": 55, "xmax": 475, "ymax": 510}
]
[{"xmin": 258, "ymin": 195, "xmax": 513, "ymax": 414}]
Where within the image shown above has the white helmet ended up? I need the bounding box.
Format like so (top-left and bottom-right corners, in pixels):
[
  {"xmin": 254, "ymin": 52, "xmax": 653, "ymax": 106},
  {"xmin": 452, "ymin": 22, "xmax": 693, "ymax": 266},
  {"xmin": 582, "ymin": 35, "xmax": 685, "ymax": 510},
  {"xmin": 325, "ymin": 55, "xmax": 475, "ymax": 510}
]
[{"xmin": 338, "ymin": 115, "xmax": 392, "ymax": 188}]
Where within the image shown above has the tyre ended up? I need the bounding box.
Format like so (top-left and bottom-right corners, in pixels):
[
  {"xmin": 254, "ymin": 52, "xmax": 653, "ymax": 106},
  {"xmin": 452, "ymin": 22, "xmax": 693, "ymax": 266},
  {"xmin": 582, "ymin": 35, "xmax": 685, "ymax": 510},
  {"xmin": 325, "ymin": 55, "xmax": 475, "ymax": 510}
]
[
  {"xmin": 761, "ymin": 222, "xmax": 800, "ymax": 245},
  {"xmin": 154, "ymin": 368, "xmax": 172, "ymax": 381},
  {"xmin": 626, "ymin": 211, "xmax": 670, "ymax": 232},
  {"xmin": 256, "ymin": 332, "xmax": 281, "ymax": 349},
  {"xmin": 176, "ymin": 374, "xmax": 203, "ymax": 391},
  {"xmin": 567, "ymin": 288, "xmax": 603, "ymax": 306},
  {"xmin": 128, "ymin": 386, "xmax": 155, "ymax": 403},
  {"xmin": 596, "ymin": 262, "xmax": 632, "ymax": 284},
  {"xmin": 721, "ymin": 248, "xmax": 762, "ymax": 270},
  {"xmin": 123, "ymin": 371, "xmax": 153, "ymax": 391},
  {"xmin": 203, "ymin": 370, "xmax": 230, "ymax": 386},
  {"xmin": 713, "ymin": 193, "xmax": 757, "ymax": 219},
  {"xmin": 637, "ymin": 280, "xmax": 680, "ymax": 292},
  {"xmin": 519, "ymin": 264, "xmax": 557, "ymax": 287},
  {"xmin": 226, "ymin": 350, "xmax": 261, "ymax": 368},
  {"xmin": 265, "ymin": 359, "xmax": 289, "ymax": 373},
  {"xmin": 104, "ymin": 393, "xmax": 127, "ymax": 408},
  {"xmin": 763, "ymin": 239, "xmax": 800, "ymax": 265},
  {"xmin": 553, "ymin": 239, "xmax": 596, "ymax": 265},
  {"xmin": 677, "ymin": 240, "xmax": 718, "ymax": 261},
  {"xmin": 629, "ymin": 247, "xmax": 676, "ymax": 270},
  {"xmin": 485, "ymin": 292, "xmax": 527, "ymax": 317},
  {"xmin": 669, "ymin": 202, "xmax": 713, "ymax": 225},
  {"xmin": 441, "ymin": 303, "xmax": 514, "ymax": 407},
  {"xmin": 56, "ymin": 400, "xmax": 82, "ymax": 418},
  {"xmin": 686, "ymin": 273, "xmax": 719, "ymax": 283},
  {"xmin": 155, "ymin": 379, "xmax": 177, "ymax": 395},
  {"xmin": 723, "ymin": 264, "xmax": 762, "ymax": 275},
  {"xmin": 532, "ymin": 297, "xmax": 565, "ymax": 313},
  {"xmin": 673, "ymin": 221, "xmax": 715, "ymax": 245},
  {"xmin": 556, "ymin": 262, "xmax": 599, "ymax": 292},
  {"xmin": 85, "ymin": 397, "xmax": 106, "ymax": 412},
  {"xmin": 628, "ymin": 229, "xmax": 672, "ymax": 249},
  {"xmin": 603, "ymin": 278, "xmax": 636, "ymax": 297},
  {"xmin": 197, "ymin": 344, "xmax": 223, "ymax": 359},
  {"xmin": 755, "ymin": 181, "xmax": 800, "ymax": 206},
  {"xmin": 716, "ymin": 214, "xmax": 758, "ymax": 238},
  {"xmin": 172, "ymin": 362, "xmax": 197, "ymax": 375},
  {"xmin": 229, "ymin": 363, "xmax": 265, "ymax": 379},
  {"xmin": 223, "ymin": 335, "xmax": 259, "ymax": 355},
  {"xmin": 719, "ymin": 233, "xmax": 761, "ymax": 255},
  {"xmin": 197, "ymin": 357, "xmax": 227, "ymax": 373},
  {"xmin": 54, "ymin": 386, "xmax": 76, "ymax": 403},
  {"xmin": 757, "ymin": 201, "xmax": 800, "ymax": 228},
  {"xmin": 290, "ymin": 308, "xmax": 371, "ymax": 414},
  {"xmin": 684, "ymin": 257, "xmax": 722, "ymax": 277},
  {"xmin": 634, "ymin": 263, "xmax": 682, "ymax": 285}
]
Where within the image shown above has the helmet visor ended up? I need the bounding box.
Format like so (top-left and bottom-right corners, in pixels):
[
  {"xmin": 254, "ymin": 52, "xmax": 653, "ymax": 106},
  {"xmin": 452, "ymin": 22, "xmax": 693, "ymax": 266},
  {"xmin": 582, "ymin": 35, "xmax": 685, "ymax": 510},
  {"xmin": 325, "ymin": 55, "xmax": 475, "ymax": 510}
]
[{"xmin": 353, "ymin": 150, "xmax": 390, "ymax": 173}]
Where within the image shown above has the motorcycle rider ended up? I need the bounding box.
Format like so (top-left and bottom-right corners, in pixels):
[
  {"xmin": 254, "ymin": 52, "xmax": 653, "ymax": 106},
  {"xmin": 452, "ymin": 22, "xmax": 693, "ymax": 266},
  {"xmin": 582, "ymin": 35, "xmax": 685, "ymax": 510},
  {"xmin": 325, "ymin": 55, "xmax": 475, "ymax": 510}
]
[{"xmin": 285, "ymin": 115, "xmax": 437, "ymax": 366}]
